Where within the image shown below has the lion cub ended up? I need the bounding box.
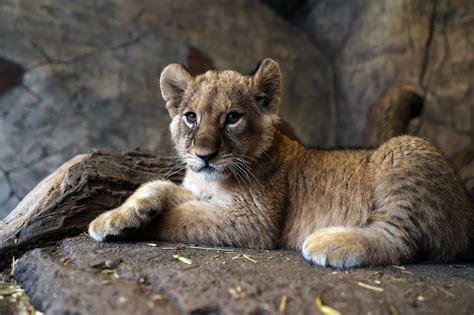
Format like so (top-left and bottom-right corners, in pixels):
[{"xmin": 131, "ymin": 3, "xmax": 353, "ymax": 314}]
[{"xmin": 89, "ymin": 59, "xmax": 473, "ymax": 268}]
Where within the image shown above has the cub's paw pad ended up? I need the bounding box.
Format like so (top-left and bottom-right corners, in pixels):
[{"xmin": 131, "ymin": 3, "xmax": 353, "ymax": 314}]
[
  {"xmin": 301, "ymin": 228, "xmax": 369, "ymax": 269},
  {"xmin": 88, "ymin": 210, "xmax": 139, "ymax": 242}
]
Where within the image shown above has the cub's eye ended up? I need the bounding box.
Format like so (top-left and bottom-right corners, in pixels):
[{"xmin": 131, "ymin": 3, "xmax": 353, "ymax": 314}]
[
  {"xmin": 225, "ymin": 112, "xmax": 242, "ymax": 125},
  {"xmin": 184, "ymin": 112, "xmax": 197, "ymax": 124}
]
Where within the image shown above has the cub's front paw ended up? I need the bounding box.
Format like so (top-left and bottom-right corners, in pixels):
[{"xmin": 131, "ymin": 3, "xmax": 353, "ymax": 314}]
[
  {"xmin": 88, "ymin": 208, "xmax": 140, "ymax": 242},
  {"xmin": 301, "ymin": 227, "xmax": 369, "ymax": 268}
]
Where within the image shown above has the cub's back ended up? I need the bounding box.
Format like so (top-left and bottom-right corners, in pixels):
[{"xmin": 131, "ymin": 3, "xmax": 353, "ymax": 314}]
[{"xmin": 280, "ymin": 137, "xmax": 375, "ymax": 247}]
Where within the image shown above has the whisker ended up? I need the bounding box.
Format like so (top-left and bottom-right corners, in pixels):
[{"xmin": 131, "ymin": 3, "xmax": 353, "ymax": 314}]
[
  {"xmin": 262, "ymin": 151, "xmax": 274, "ymax": 162},
  {"xmin": 233, "ymin": 160, "xmax": 254, "ymax": 187},
  {"xmin": 234, "ymin": 154, "xmax": 257, "ymax": 162},
  {"xmin": 162, "ymin": 168, "xmax": 186, "ymax": 180},
  {"xmin": 230, "ymin": 161, "xmax": 250, "ymax": 186},
  {"xmin": 229, "ymin": 164, "xmax": 245, "ymax": 186},
  {"xmin": 162, "ymin": 162, "xmax": 187, "ymax": 179},
  {"xmin": 235, "ymin": 159, "xmax": 263, "ymax": 187}
]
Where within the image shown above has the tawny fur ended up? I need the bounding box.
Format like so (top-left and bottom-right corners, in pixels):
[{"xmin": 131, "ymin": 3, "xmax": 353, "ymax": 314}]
[{"xmin": 89, "ymin": 58, "xmax": 474, "ymax": 268}]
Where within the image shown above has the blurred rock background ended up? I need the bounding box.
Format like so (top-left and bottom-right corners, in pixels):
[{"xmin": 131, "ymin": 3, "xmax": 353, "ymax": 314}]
[{"xmin": 0, "ymin": 0, "xmax": 472, "ymax": 218}]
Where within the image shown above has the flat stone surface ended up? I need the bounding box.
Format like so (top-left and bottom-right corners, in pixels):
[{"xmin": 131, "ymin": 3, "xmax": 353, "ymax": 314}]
[{"xmin": 14, "ymin": 235, "xmax": 474, "ymax": 315}]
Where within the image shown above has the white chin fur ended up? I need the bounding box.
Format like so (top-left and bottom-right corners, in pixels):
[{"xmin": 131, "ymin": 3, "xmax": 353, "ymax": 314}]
[{"xmin": 194, "ymin": 169, "xmax": 229, "ymax": 181}]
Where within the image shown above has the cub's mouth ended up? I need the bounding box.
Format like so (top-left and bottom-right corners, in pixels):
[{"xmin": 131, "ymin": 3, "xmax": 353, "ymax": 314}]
[
  {"xmin": 188, "ymin": 161, "xmax": 218, "ymax": 172},
  {"xmin": 186, "ymin": 153, "xmax": 256, "ymax": 183},
  {"xmin": 197, "ymin": 165, "xmax": 217, "ymax": 173},
  {"xmin": 187, "ymin": 159, "xmax": 233, "ymax": 181},
  {"xmin": 192, "ymin": 164, "xmax": 230, "ymax": 181}
]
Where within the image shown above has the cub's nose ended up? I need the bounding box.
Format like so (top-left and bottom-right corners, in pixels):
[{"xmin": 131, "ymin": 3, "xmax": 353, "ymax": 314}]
[{"xmin": 195, "ymin": 151, "xmax": 219, "ymax": 163}]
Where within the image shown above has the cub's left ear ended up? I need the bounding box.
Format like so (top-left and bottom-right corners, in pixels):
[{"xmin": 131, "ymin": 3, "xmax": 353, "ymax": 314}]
[
  {"xmin": 160, "ymin": 64, "xmax": 193, "ymax": 117},
  {"xmin": 251, "ymin": 58, "xmax": 282, "ymax": 114}
]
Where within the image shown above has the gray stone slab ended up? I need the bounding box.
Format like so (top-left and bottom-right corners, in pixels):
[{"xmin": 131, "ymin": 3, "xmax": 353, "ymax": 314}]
[{"xmin": 14, "ymin": 236, "xmax": 474, "ymax": 315}]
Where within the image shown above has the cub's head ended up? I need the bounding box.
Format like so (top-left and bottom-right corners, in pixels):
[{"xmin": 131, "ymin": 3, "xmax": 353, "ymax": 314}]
[{"xmin": 160, "ymin": 58, "xmax": 281, "ymax": 181}]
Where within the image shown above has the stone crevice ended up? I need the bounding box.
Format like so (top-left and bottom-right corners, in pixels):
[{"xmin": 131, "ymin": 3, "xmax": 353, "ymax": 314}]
[
  {"xmin": 13, "ymin": 25, "xmax": 54, "ymax": 64},
  {"xmin": 0, "ymin": 166, "xmax": 20, "ymax": 202},
  {"xmin": 19, "ymin": 84, "xmax": 43, "ymax": 102},
  {"xmin": 131, "ymin": 6, "xmax": 146, "ymax": 31},
  {"xmin": 0, "ymin": 168, "xmax": 12, "ymax": 208},
  {"xmin": 419, "ymin": 0, "xmax": 437, "ymax": 90},
  {"xmin": 0, "ymin": 56, "xmax": 25, "ymax": 96},
  {"xmin": 26, "ymin": 30, "xmax": 153, "ymax": 72}
]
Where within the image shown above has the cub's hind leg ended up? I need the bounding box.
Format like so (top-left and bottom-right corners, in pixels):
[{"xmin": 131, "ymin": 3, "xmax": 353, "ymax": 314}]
[
  {"xmin": 369, "ymin": 136, "xmax": 472, "ymax": 262},
  {"xmin": 88, "ymin": 180, "xmax": 194, "ymax": 241},
  {"xmin": 302, "ymin": 224, "xmax": 410, "ymax": 268},
  {"xmin": 303, "ymin": 136, "xmax": 473, "ymax": 268}
]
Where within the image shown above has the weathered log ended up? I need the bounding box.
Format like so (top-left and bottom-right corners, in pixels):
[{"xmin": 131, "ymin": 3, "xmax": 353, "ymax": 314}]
[{"xmin": 0, "ymin": 149, "xmax": 182, "ymax": 270}]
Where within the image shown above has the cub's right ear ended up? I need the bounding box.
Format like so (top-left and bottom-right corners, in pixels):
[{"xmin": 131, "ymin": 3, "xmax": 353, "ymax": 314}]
[
  {"xmin": 160, "ymin": 64, "xmax": 193, "ymax": 117},
  {"xmin": 250, "ymin": 58, "xmax": 282, "ymax": 114}
]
